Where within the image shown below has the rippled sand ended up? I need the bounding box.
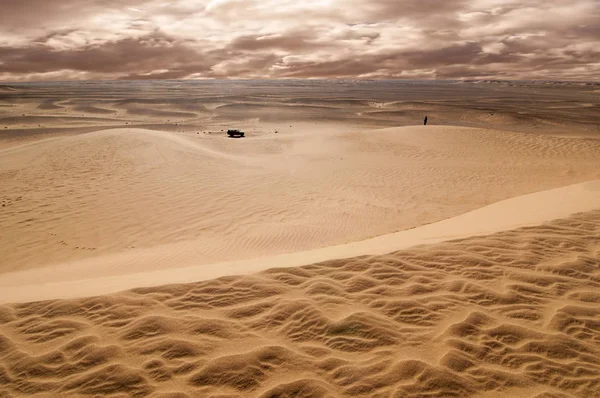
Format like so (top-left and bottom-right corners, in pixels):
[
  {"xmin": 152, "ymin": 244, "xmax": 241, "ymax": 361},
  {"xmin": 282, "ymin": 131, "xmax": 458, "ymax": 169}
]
[{"xmin": 1, "ymin": 211, "xmax": 599, "ymax": 397}]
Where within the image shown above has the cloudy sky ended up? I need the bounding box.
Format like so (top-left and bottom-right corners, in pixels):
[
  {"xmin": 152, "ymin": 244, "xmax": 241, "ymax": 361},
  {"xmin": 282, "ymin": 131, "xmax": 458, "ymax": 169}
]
[{"xmin": 0, "ymin": 0, "xmax": 598, "ymax": 81}]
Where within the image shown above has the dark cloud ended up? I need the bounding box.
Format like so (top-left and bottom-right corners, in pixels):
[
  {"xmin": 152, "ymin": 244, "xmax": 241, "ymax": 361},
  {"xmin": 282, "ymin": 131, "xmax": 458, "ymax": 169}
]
[
  {"xmin": 207, "ymin": 53, "xmax": 281, "ymax": 78},
  {"xmin": 357, "ymin": 0, "xmax": 470, "ymax": 21},
  {"xmin": 228, "ymin": 33, "xmax": 321, "ymax": 52},
  {"xmin": 0, "ymin": 0, "xmax": 146, "ymax": 32},
  {"xmin": 399, "ymin": 42, "xmax": 484, "ymax": 68},
  {"xmin": 0, "ymin": 32, "xmax": 211, "ymax": 79},
  {"xmin": 276, "ymin": 58, "xmax": 381, "ymax": 79},
  {"xmin": 0, "ymin": 0, "xmax": 598, "ymax": 81}
]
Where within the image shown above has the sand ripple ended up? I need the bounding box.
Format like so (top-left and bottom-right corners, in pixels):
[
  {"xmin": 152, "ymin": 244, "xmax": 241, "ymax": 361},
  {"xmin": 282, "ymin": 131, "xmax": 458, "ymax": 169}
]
[{"xmin": 1, "ymin": 210, "xmax": 598, "ymax": 397}]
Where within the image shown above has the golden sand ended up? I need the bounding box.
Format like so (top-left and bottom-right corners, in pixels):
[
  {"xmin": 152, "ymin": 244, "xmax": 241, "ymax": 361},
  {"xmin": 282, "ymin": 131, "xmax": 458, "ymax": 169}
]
[{"xmin": 0, "ymin": 81, "xmax": 599, "ymax": 397}]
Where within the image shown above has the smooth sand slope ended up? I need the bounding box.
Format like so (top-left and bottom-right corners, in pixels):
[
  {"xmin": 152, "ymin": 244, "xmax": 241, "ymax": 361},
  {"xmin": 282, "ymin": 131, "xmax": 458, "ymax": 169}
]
[
  {"xmin": 1, "ymin": 178, "xmax": 599, "ymax": 303},
  {"xmin": 0, "ymin": 210, "xmax": 599, "ymax": 397},
  {"xmin": 2, "ymin": 126, "xmax": 599, "ymax": 277}
]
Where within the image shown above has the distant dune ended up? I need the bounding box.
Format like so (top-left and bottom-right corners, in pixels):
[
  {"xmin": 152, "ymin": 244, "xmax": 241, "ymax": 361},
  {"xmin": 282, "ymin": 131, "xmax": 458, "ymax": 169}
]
[
  {"xmin": 0, "ymin": 85, "xmax": 18, "ymax": 91},
  {"xmin": 73, "ymin": 105, "xmax": 115, "ymax": 114},
  {"xmin": 37, "ymin": 100, "xmax": 63, "ymax": 110}
]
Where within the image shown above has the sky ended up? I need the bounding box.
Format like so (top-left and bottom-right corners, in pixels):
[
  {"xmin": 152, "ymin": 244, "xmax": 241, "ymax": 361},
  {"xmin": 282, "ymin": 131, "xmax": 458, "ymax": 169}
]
[{"xmin": 0, "ymin": 0, "xmax": 598, "ymax": 81}]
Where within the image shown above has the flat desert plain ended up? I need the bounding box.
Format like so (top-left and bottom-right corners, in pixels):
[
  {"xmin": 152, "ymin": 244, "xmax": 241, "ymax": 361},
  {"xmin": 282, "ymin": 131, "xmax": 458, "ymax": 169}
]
[{"xmin": 0, "ymin": 80, "xmax": 599, "ymax": 397}]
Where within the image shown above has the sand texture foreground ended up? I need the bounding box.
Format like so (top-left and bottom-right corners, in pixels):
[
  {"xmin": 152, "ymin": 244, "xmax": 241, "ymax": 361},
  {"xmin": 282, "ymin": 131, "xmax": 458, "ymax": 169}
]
[{"xmin": 1, "ymin": 210, "xmax": 599, "ymax": 397}]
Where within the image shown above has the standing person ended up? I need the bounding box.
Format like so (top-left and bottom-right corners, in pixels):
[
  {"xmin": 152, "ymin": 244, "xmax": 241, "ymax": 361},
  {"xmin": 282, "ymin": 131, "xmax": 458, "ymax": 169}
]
[{"xmin": 424, "ymin": 116, "xmax": 428, "ymax": 125}]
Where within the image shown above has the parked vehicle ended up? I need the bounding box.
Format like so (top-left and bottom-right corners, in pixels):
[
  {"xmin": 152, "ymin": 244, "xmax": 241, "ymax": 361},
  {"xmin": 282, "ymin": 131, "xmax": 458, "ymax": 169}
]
[{"xmin": 227, "ymin": 129, "xmax": 245, "ymax": 138}]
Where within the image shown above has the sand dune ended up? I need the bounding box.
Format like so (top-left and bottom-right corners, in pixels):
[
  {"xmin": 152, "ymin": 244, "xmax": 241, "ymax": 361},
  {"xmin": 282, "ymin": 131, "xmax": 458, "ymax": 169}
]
[
  {"xmin": 2, "ymin": 125, "xmax": 599, "ymax": 278},
  {"xmin": 1, "ymin": 81, "xmax": 599, "ymax": 397},
  {"xmin": 3, "ymin": 80, "xmax": 600, "ymax": 143},
  {"xmin": 73, "ymin": 105, "xmax": 115, "ymax": 114},
  {"xmin": 125, "ymin": 107, "xmax": 199, "ymax": 118},
  {"xmin": 0, "ymin": 85, "xmax": 17, "ymax": 92},
  {"xmin": 36, "ymin": 100, "xmax": 63, "ymax": 110},
  {"xmin": 1, "ymin": 178, "xmax": 598, "ymax": 303},
  {"xmin": 0, "ymin": 210, "xmax": 598, "ymax": 397}
]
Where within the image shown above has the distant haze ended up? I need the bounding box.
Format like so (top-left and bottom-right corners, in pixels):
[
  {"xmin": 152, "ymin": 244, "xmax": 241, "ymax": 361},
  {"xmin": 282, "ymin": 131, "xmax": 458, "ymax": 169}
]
[{"xmin": 1, "ymin": 0, "xmax": 599, "ymax": 82}]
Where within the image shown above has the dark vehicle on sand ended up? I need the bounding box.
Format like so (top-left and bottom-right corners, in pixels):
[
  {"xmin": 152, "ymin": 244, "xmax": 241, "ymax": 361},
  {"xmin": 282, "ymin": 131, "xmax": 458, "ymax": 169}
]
[{"xmin": 227, "ymin": 129, "xmax": 245, "ymax": 138}]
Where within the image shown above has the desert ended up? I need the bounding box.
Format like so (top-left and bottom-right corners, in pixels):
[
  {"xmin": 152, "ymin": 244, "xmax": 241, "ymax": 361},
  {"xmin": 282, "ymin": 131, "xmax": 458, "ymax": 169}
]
[{"xmin": 1, "ymin": 79, "xmax": 599, "ymax": 397}]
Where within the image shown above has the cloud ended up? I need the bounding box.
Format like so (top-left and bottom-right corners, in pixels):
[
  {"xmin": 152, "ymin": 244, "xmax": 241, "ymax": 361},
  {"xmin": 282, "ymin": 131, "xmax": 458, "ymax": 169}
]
[
  {"xmin": 0, "ymin": 0, "xmax": 598, "ymax": 81},
  {"xmin": 0, "ymin": 31, "xmax": 212, "ymax": 79}
]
